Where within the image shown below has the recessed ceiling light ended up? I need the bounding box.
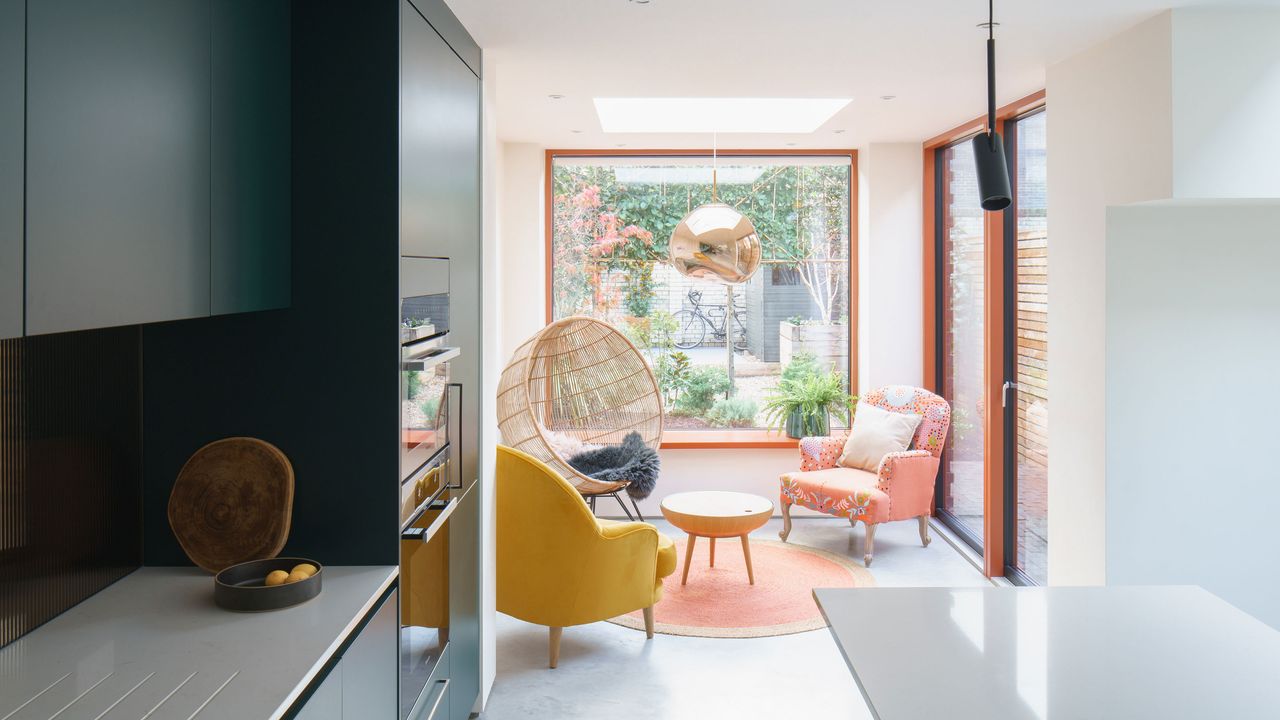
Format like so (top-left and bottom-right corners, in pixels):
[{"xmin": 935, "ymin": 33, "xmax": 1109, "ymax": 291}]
[
  {"xmin": 548, "ymin": 94, "xmax": 565, "ymax": 100},
  {"xmin": 880, "ymin": 95, "xmax": 897, "ymax": 101},
  {"xmin": 629, "ymin": 0, "xmax": 651, "ymax": 4},
  {"xmin": 786, "ymin": 142, "xmax": 797, "ymax": 147},
  {"xmin": 833, "ymin": 129, "xmax": 847, "ymax": 134},
  {"xmin": 593, "ymin": 97, "xmax": 851, "ymax": 134},
  {"xmin": 616, "ymin": 143, "xmax": 627, "ymax": 147},
  {"xmin": 570, "ymin": 129, "xmax": 583, "ymax": 134}
]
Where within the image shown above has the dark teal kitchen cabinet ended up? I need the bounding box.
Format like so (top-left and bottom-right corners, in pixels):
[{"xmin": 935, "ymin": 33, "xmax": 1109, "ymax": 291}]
[
  {"xmin": 0, "ymin": 0, "xmax": 22, "ymax": 340},
  {"xmin": 211, "ymin": 0, "xmax": 291, "ymax": 316},
  {"xmin": 20, "ymin": 0, "xmax": 290, "ymax": 336},
  {"xmin": 25, "ymin": 0, "xmax": 212, "ymax": 335}
]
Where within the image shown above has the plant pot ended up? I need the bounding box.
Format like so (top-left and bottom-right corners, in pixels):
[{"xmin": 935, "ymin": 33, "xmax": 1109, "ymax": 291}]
[{"xmin": 784, "ymin": 408, "xmax": 829, "ymax": 439}]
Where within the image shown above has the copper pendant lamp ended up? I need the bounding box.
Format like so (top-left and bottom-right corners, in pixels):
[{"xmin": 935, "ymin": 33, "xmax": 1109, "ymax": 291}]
[{"xmin": 668, "ymin": 137, "xmax": 761, "ymax": 285}]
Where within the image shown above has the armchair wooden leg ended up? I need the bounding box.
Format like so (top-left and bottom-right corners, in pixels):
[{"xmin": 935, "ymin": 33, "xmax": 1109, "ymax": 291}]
[
  {"xmin": 643, "ymin": 606, "xmax": 655, "ymax": 639},
  {"xmin": 863, "ymin": 523, "xmax": 877, "ymax": 567},
  {"xmin": 740, "ymin": 534, "xmax": 755, "ymax": 585},
  {"xmin": 549, "ymin": 626, "xmax": 563, "ymax": 669},
  {"xmin": 779, "ymin": 501, "xmax": 793, "ymax": 542},
  {"xmin": 681, "ymin": 534, "xmax": 697, "ymax": 585},
  {"xmin": 918, "ymin": 515, "xmax": 932, "ymax": 547}
]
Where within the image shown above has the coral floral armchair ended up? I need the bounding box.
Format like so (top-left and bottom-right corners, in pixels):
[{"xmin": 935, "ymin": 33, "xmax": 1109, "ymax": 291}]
[{"xmin": 778, "ymin": 386, "xmax": 951, "ymax": 566}]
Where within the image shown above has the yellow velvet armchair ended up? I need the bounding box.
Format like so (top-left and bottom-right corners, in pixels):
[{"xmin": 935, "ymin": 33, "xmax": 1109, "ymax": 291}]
[{"xmin": 496, "ymin": 445, "xmax": 677, "ymax": 668}]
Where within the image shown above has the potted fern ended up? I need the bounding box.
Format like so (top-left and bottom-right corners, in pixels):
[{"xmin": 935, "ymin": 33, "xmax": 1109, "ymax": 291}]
[{"xmin": 762, "ymin": 367, "xmax": 855, "ymax": 439}]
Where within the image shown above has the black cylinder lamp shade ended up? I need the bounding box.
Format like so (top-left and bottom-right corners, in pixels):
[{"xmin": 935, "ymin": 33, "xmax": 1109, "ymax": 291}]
[{"xmin": 972, "ymin": 130, "xmax": 1012, "ymax": 211}]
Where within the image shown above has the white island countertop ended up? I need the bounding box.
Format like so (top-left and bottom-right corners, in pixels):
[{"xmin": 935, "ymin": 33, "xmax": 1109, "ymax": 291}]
[
  {"xmin": 0, "ymin": 565, "xmax": 397, "ymax": 720},
  {"xmin": 814, "ymin": 585, "xmax": 1280, "ymax": 720}
]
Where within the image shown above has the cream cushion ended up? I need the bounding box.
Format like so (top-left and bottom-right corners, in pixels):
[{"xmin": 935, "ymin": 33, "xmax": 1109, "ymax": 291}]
[{"xmin": 838, "ymin": 401, "xmax": 922, "ymax": 472}]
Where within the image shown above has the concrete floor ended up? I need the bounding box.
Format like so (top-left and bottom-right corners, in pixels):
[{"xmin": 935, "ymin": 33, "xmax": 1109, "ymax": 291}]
[{"xmin": 480, "ymin": 516, "xmax": 992, "ymax": 720}]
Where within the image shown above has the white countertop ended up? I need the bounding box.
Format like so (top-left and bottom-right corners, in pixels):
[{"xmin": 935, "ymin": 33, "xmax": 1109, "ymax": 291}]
[
  {"xmin": 814, "ymin": 585, "xmax": 1280, "ymax": 720},
  {"xmin": 0, "ymin": 565, "xmax": 397, "ymax": 720}
]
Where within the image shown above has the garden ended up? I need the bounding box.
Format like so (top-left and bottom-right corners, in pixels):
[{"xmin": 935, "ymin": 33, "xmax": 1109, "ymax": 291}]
[{"xmin": 550, "ymin": 156, "xmax": 855, "ymax": 434}]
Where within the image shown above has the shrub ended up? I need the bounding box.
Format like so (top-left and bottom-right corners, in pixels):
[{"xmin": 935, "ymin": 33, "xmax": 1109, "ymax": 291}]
[
  {"xmin": 781, "ymin": 351, "xmax": 823, "ymax": 383},
  {"xmin": 706, "ymin": 396, "xmax": 759, "ymax": 428},
  {"xmin": 672, "ymin": 365, "xmax": 731, "ymax": 414},
  {"xmin": 656, "ymin": 351, "xmax": 692, "ymax": 406}
]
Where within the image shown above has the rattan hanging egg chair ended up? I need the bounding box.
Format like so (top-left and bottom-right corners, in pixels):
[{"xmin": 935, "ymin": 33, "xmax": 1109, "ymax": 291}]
[{"xmin": 497, "ymin": 317, "xmax": 663, "ymax": 515}]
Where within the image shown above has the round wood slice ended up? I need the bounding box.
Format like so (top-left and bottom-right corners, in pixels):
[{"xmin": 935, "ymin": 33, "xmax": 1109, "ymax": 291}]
[{"xmin": 168, "ymin": 437, "xmax": 295, "ymax": 573}]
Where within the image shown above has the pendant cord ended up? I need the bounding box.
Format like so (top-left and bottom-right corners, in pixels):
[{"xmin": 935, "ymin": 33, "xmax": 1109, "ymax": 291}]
[
  {"xmin": 712, "ymin": 131, "xmax": 719, "ymax": 202},
  {"xmin": 986, "ymin": 0, "xmax": 997, "ymax": 146}
]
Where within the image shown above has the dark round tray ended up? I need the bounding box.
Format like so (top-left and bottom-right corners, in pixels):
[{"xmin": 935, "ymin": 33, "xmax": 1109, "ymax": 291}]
[{"xmin": 214, "ymin": 557, "xmax": 323, "ymax": 612}]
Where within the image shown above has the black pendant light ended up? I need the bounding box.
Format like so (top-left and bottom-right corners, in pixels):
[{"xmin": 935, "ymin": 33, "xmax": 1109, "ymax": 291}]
[{"xmin": 972, "ymin": 0, "xmax": 1012, "ymax": 211}]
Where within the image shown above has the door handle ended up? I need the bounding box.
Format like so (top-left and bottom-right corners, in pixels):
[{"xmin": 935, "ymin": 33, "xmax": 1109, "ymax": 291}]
[
  {"xmin": 423, "ymin": 678, "xmax": 450, "ymax": 720},
  {"xmin": 1002, "ymin": 381, "xmax": 1019, "ymax": 409},
  {"xmin": 447, "ymin": 383, "xmax": 463, "ymax": 489},
  {"xmin": 401, "ymin": 496, "xmax": 459, "ymax": 542}
]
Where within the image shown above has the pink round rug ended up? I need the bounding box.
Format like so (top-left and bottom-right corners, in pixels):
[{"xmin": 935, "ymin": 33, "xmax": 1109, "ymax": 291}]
[{"xmin": 609, "ymin": 538, "xmax": 875, "ymax": 638}]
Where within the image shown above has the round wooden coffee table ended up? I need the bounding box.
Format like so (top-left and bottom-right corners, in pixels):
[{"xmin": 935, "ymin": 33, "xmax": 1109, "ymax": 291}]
[{"xmin": 660, "ymin": 491, "xmax": 774, "ymax": 586}]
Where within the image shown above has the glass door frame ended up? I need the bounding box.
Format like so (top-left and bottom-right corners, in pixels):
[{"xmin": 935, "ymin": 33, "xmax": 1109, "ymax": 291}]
[
  {"xmin": 1001, "ymin": 105, "xmax": 1048, "ymax": 586},
  {"xmin": 923, "ymin": 90, "xmax": 1046, "ymax": 579}
]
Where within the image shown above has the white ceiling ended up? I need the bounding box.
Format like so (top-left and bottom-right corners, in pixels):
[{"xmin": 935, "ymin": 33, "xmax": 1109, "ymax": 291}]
[{"xmin": 445, "ymin": 0, "xmax": 1256, "ymax": 149}]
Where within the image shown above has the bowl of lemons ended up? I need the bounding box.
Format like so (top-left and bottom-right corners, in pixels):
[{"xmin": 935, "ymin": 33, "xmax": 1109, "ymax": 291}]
[{"xmin": 214, "ymin": 557, "xmax": 323, "ymax": 612}]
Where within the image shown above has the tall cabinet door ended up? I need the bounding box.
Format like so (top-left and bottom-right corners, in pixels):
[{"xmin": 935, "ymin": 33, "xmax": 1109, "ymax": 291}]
[
  {"xmin": 25, "ymin": 0, "xmax": 211, "ymax": 335},
  {"xmin": 0, "ymin": 0, "xmax": 22, "ymax": 340},
  {"xmin": 400, "ymin": 1, "xmax": 480, "ymax": 259}
]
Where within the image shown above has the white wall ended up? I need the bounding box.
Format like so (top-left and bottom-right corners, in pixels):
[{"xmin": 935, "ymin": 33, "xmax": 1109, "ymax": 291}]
[
  {"xmin": 857, "ymin": 143, "xmax": 924, "ymax": 393},
  {"xmin": 497, "ymin": 143, "xmax": 546, "ymax": 359},
  {"xmin": 1105, "ymin": 199, "xmax": 1280, "ymax": 629},
  {"xmin": 1045, "ymin": 11, "xmax": 1174, "ymax": 585},
  {"xmin": 1172, "ymin": 8, "xmax": 1280, "ymax": 199}
]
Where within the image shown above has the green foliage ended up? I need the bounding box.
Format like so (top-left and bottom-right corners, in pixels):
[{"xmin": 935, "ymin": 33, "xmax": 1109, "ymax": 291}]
[
  {"xmin": 656, "ymin": 351, "xmax": 692, "ymax": 406},
  {"xmin": 673, "ymin": 365, "xmax": 731, "ymax": 415},
  {"xmin": 780, "ymin": 351, "xmax": 824, "ymax": 383},
  {"xmin": 623, "ymin": 267, "xmax": 656, "ymax": 317},
  {"xmin": 406, "ymin": 371, "xmax": 423, "ymax": 400},
  {"xmin": 706, "ymin": 396, "xmax": 759, "ymax": 428},
  {"xmin": 418, "ymin": 396, "xmax": 440, "ymax": 421},
  {"xmin": 761, "ymin": 368, "xmax": 855, "ymax": 434}
]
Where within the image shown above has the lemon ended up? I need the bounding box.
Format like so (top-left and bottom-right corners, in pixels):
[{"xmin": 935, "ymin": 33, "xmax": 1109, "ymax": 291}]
[
  {"xmin": 265, "ymin": 570, "xmax": 289, "ymax": 587},
  {"xmin": 291, "ymin": 563, "xmax": 318, "ymax": 578},
  {"xmin": 285, "ymin": 570, "xmax": 309, "ymax": 584}
]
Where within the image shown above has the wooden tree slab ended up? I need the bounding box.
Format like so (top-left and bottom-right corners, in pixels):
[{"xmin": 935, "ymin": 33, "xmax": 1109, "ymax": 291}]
[{"xmin": 168, "ymin": 437, "xmax": 294, "ymax": 572}]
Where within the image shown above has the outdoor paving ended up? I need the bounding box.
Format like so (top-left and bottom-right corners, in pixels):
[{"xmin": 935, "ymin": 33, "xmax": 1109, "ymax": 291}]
[{"xmin": 948, "ymin": 459, "xmax": 1048, "ymax": 584}]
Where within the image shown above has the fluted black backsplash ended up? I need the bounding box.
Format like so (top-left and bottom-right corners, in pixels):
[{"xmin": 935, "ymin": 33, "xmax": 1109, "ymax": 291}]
[{"xmin": 0, "ymin": 327, "xmax": 142, "ymax": 648}]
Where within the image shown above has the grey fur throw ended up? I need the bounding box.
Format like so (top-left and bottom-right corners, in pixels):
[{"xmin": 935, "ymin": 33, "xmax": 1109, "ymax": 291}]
[{"xmin": 566, "ymin": 431, "xmax": 660, "ymax": 500}]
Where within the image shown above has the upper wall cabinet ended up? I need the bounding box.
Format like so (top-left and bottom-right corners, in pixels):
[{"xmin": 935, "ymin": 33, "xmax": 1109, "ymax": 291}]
[
  {"xmin": 0, "ymin": 0, "xmax": 22, "ymax": 340},
  {"xmin": 211, "ymin": 0, "xmax": 291, "ymax": 316},
  {"xmin": 25, "ymin": 0, "xmax": 212, "ymax": 336},
  {"xmin": 401, "ymin": 0, "xmax": 481, "ymax": 259},
  {"xmin": 22, "ymin": 0, "xmax": 290, "ymax": 337}
]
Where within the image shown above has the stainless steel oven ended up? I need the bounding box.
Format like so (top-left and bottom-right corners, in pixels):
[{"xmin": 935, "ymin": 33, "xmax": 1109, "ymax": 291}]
[{"xmin": 401, "ymin": 257, "xmax": 457, "ymax": 482}]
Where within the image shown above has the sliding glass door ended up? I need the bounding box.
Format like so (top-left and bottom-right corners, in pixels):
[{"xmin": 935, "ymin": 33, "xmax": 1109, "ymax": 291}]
[
  {"xmin": 928, "ymin": 94, "xmax": 1048, "ymax": 579},
  {"xmin": 935, "ymin": 138, "xmax": 986, "ymax": 550},
  {"xmin": 1003, "ymin": 109, "xmax": 1049, "ymax": 585}
]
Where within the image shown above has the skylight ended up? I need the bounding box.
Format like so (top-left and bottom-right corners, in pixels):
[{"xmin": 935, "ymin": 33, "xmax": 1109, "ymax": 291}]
[{"xmin": 592, "ymin": 97, "xmax": 851, "ymax": 134}]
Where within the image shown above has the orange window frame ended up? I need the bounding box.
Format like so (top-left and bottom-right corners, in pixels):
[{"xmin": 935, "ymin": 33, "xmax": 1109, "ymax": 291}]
[
  {"xmin": 544, "ymin": 149, "xmax": 859, "ymax": 449},
  {"xmin": 923, "ymin": 90, "xmax": 1045, "ymax": 577}
]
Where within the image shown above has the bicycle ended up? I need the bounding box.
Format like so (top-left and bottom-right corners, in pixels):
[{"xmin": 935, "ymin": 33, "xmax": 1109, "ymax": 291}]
[{"xmin": 672, "ymin": 289, "xmax": 747, "ymax": 352}]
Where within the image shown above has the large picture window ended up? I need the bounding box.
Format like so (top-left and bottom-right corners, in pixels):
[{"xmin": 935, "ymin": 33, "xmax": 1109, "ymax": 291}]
[{"xmin": 547, "ymin": 152, "xmax": 856, "ymax": 439}]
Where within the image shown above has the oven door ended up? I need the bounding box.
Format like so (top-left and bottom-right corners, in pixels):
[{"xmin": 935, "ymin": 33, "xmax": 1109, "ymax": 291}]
[
  {"xmin": 400, "ymin": 447, "xmax": 460, "ymax": 719},
  {"xmin": 401, "ymin": 343, "xmax": 459, "ymax": 481}
]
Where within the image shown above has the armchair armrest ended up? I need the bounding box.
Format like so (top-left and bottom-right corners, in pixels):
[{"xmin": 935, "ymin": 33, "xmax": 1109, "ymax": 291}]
[
  {"xmin": 799, "ymin": 433, "xmax": 848, "ymax": 471},
  {"xmin": 876, "ymin": 451, "xmax": 939, "ymax": 520}
]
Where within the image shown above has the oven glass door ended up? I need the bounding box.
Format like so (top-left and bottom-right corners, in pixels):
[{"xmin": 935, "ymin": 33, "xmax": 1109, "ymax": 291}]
[
  {"xmin": 401, "ymin": 344, "xmax": 455, "ymax": 481},
  {"xmin": 400, "ymin": 482, "xmax": 457, "ymax": 719}
]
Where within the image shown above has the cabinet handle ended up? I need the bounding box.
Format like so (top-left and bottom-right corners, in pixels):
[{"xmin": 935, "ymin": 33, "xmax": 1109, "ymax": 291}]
[
  {"xmin": 447, "ymin": 383, "xmax": 463, "ymax": 489},
  {"xmin": 424, "ymin": 678, "xmax": 449, "ymax": 720}
]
